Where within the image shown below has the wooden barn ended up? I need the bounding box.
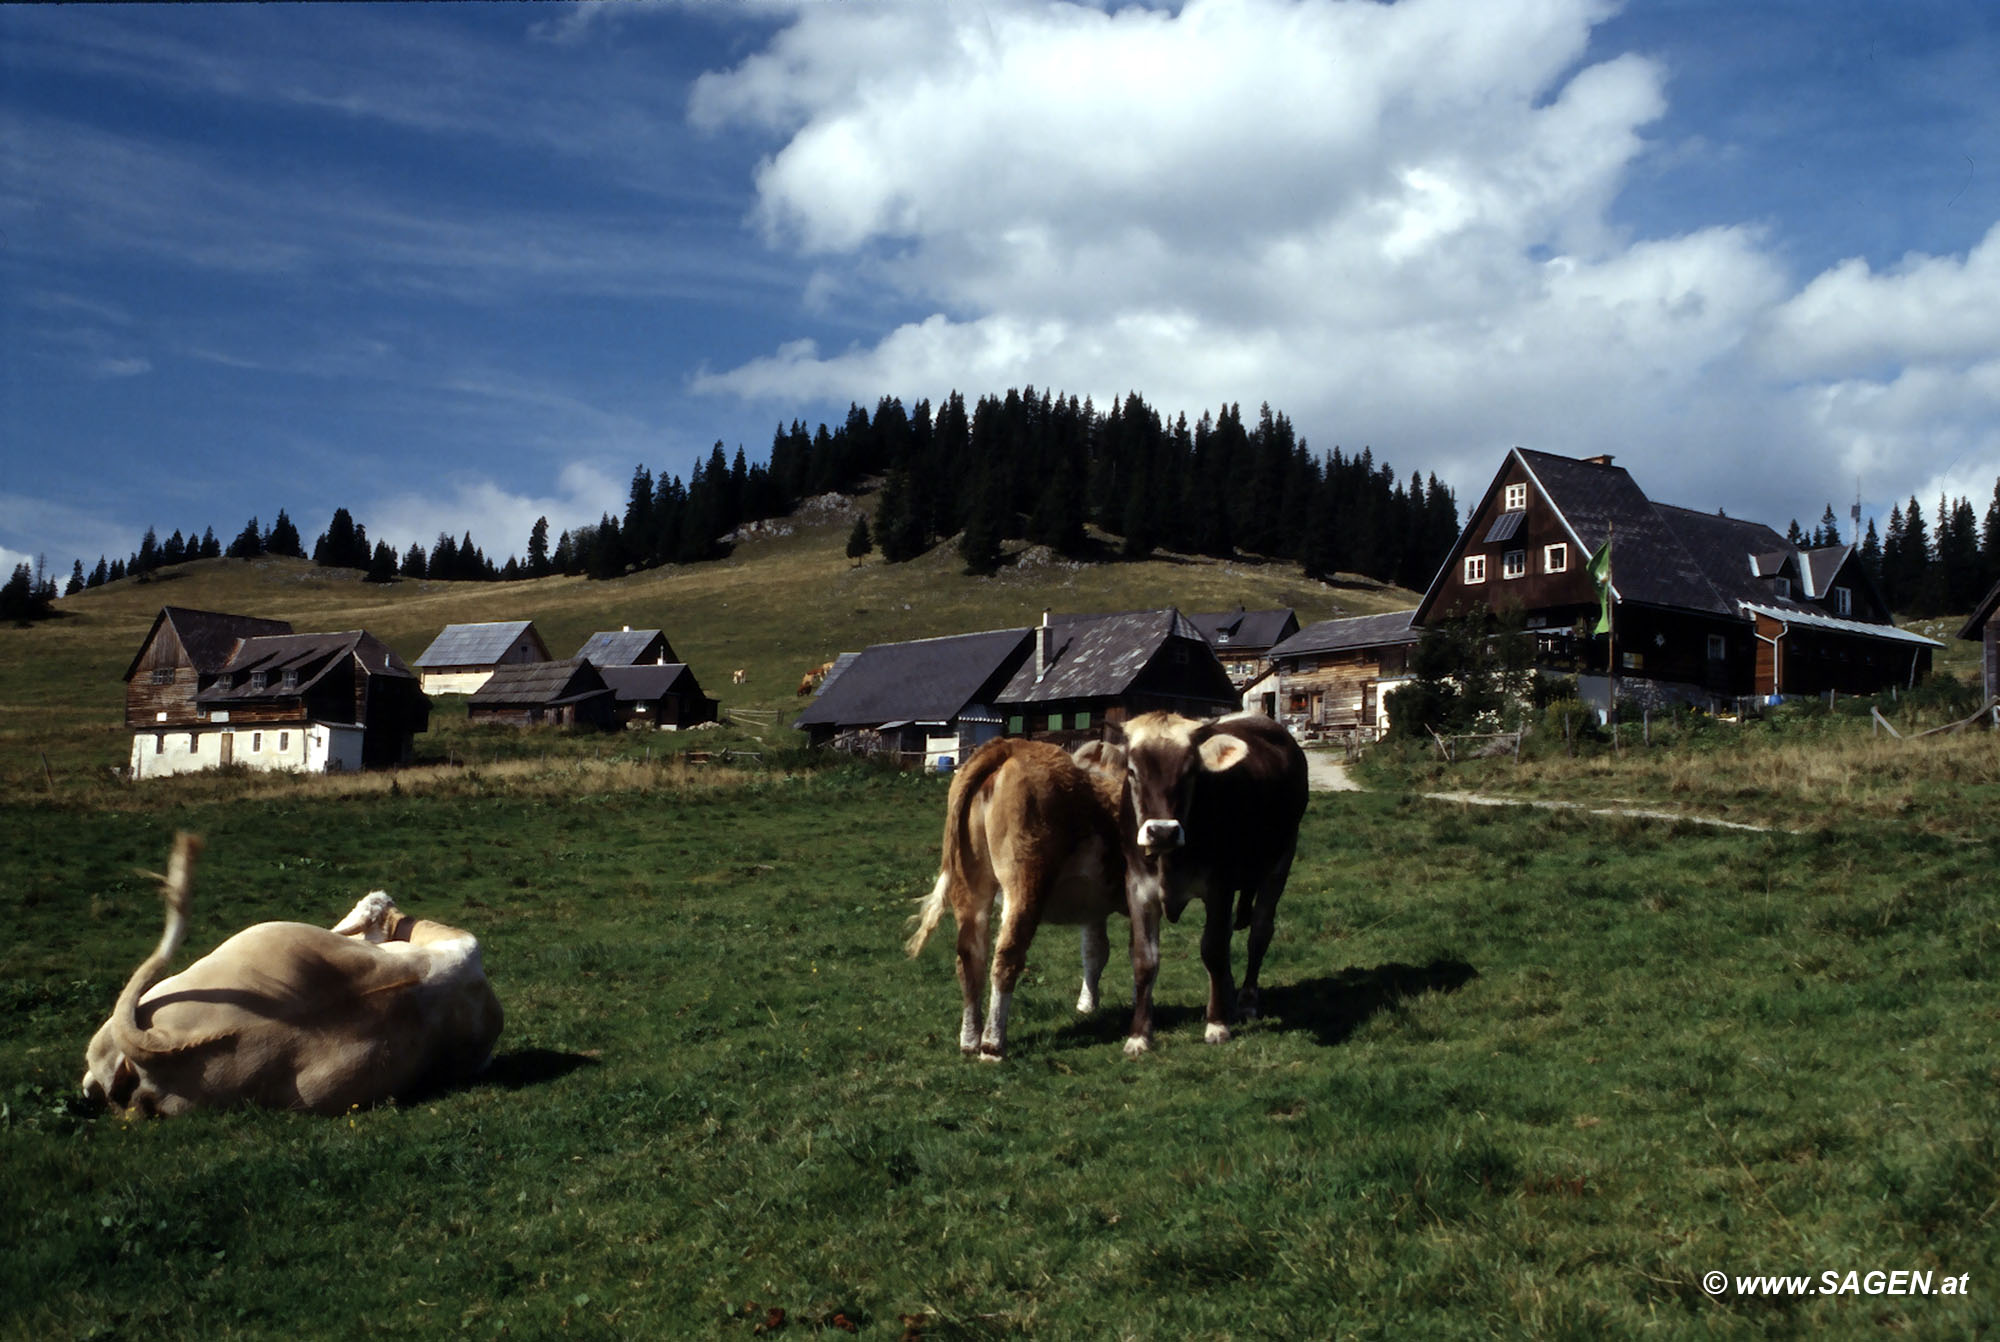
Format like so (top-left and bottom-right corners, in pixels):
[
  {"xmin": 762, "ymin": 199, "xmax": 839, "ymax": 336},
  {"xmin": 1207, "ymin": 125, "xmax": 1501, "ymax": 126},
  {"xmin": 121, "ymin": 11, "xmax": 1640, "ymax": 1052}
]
[
  {"xmin": 1417, "ymin": 448, "xmax": 1940, "ymax": 708},
  {"xmin": 994, "ymin": 609, "xmax": 1239, "ymax": 742},
  {"xmin": 125, "ymin": 609, "xmax": 428, "ymax": 777},
  {"xmin": 599, "ymin": 663, "xmax": 719, "ymax": 730},
  {"xmin": 792, "ymin": 627, "xmax": 1028, "ymax": 768},
  {"xmin": 412, "ymin": 620, "xmax": 550, "ymax": 695},
  {"xmin": 1263, "ymin": 610, "xmax": 1421, "ymax": 741},
  {"xmin": 573, "ymin": 627, "xmax": 679, "ymax": 667},
  {"xmin": 466, "ymin": 658, "xmax": 616, "ymax": 730},
  {"xmin": 1187, "ymin": 608, "xmax": 1300, "ymax": 689},
  {"xmin": 1961, "ymin": 578, "xmax": 2000, "ymax": 704}
]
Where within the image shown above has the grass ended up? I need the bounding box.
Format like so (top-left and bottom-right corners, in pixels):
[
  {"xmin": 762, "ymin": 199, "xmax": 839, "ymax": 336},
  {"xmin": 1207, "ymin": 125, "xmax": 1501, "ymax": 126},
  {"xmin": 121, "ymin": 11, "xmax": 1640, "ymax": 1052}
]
[
  {"xmin": 5, "ymin": 751, "xmax": 1999, "ymax": 1338},
  {"xmin": 3, "ymin": 503, "xmax": 1997, "ymax": 1337}
]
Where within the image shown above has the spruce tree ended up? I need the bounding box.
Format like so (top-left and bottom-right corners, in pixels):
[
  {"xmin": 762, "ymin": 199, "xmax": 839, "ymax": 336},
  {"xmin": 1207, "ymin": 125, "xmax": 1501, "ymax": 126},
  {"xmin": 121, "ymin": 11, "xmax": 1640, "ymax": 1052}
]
[
  {"xmin": 846, "ymin": 513, "xmax": 874, "ymax": 565},
  {"xmin": 527, "ymin": 516, "xmax": 551, "ymax": 577},
  {"xmin": 267, "ymin": 509, "xmax": 305, "ymax": 558}
]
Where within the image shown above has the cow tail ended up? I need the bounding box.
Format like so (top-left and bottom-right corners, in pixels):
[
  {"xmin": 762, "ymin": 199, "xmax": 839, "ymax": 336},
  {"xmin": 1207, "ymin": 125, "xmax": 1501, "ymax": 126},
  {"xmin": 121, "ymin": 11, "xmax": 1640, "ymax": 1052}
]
[
  {"xmin": 905, "ymin": 869, "xmax": 952, "ymax": 957},
  {"xmin": 109, "ymin": 832, "xmax": 203, "ymax": 1066}
]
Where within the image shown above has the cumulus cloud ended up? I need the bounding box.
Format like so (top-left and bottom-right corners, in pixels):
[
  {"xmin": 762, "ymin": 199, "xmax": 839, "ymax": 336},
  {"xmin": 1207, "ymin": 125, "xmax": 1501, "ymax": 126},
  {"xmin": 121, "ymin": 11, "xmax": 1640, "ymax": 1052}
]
[
  {"xmin": 363, "ymin": 462, "xmax": 627, "ymax": 562},
  {"xmin": 690, "ymin": 0, "xmax": 2000, "ymax": 528}
]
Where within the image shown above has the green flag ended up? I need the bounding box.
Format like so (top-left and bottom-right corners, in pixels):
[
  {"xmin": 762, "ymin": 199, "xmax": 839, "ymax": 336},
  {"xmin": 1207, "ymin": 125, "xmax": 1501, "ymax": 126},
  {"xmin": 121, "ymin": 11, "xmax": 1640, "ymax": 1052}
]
[{"xmin": 1587, "ymin": 538, "xmax": 1613, "ymax": 634}]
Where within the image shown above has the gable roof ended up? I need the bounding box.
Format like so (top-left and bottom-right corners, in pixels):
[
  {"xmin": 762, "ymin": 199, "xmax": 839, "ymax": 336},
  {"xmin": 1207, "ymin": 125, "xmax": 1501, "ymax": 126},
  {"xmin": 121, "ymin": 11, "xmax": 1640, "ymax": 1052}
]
[
  {"xmin": 1740, "ymin": 604, "xmax": 1942, "ymax": 648},
  {"xmin": 598, "ymin": 663, "xmax": 704, "ymax": 703},
  {"xmin": 467, "ymin": 657, "xmax": 609, "ymax": 707},
  {"xmin": 575, "ymin": 628, "xmax": 675, "ymax": 666},
  {"xmin": 1957, "ymin": 577, "xmax": 2000, "ymax": 642},
  {"xmin": 1187, "ymin": 608, "xmax": 1299, "ymax": 652},
  {"xmin": 1268, "ymin": 609, "xmax": 1420, "ymax": 661},
  {"xmin": 996, "ymin": 608, "xmax": 1233, "ymax": 705},
  {"xmin": 414, "ymin": 620, "xmax": 546, "ymax": 668},
  {"xmin": 196, "ymin": 631, "xmax": 414, "ymax": 705},
  {"xmin": 794, "ymin": 628, "xmax": 1032, "ymax": 729},
  {"xmin": 124, "ymin": 606, "xmax": 294, "ymax": 681}
]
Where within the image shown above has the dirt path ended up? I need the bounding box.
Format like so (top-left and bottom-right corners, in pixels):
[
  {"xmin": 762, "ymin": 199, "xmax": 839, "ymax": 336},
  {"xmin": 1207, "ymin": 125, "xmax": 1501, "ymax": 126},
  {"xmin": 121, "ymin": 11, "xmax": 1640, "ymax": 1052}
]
[{"xmin": 1305, "ymin": 749, "xmax": 1779, "ymax": 832}]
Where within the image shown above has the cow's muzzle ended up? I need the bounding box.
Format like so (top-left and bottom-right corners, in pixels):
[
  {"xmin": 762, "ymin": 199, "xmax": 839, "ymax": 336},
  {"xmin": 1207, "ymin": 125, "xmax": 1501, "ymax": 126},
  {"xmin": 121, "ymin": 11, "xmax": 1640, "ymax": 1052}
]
[{"xmin": 1137, "ymin": 818, "xmax": 1184, "ymax": 859}]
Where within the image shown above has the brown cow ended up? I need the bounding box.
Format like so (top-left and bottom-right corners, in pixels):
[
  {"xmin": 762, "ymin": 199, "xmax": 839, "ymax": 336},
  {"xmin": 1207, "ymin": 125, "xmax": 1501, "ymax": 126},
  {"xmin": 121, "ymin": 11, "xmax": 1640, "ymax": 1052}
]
[
  {"xmin": 81, "ymin": 833, "xmax": 504, "ymax": 1116},
  {"xmin": 1112, "ymin": 711, "xmax": 1308, "ymax": 1043},
  {"xmin": 906, "ymin": 738, "xmax": 1163, "ymax": 1059}
]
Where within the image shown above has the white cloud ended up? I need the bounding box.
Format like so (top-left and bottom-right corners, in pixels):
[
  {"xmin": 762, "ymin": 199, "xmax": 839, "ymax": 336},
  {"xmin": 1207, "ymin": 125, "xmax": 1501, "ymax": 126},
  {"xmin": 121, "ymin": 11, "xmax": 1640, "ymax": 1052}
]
[
  {"xmin": 363, "ymin": 462, "xmax": 627, "ymax": 561},
  {"xmin": 690, "ymin": 0, "xmax": 2000, "ymax": 528}
]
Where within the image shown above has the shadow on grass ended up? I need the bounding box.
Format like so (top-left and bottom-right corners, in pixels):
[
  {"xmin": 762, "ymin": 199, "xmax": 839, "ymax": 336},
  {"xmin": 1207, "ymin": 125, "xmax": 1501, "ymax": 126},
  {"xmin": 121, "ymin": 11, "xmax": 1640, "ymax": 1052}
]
[
  {"xmin": 1046, "ymin": 958, "xmax": 1478, "ymax": 1053},
  {"xmin": 471, "ymin": 1047, "xmax": 602, "ymax": 1092}
]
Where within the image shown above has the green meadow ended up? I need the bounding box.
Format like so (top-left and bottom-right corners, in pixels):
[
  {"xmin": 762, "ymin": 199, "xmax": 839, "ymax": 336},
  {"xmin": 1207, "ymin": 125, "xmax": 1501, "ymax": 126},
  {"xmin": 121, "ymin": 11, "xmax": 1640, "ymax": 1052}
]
[{"xmin": 2, "ymin": 512, "xmax": 1996, "ymax": 1338}]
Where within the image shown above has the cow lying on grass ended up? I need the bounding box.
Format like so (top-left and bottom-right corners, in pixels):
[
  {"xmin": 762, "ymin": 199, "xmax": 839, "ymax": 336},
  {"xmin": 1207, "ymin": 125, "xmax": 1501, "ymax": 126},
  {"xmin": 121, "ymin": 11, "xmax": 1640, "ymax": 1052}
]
[
  {"xmin": 81, "ymin": 832, "xmax": 504, "ymax": 1117},
  {"xmin": 906, "ymin": 738, "xmax": 1164, "ymax": 1060},
  {"xmin": 1111, "ymin": 711, "xmax": 1309, "ymax": 1043}
]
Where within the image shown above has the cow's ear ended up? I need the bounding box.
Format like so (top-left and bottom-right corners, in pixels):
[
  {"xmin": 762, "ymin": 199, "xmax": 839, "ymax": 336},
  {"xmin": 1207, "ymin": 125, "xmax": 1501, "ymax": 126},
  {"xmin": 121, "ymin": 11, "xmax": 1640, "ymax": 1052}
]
[{"xmin": 1198, "ymin": 734, "xmax": 1250, "ymax": 773}]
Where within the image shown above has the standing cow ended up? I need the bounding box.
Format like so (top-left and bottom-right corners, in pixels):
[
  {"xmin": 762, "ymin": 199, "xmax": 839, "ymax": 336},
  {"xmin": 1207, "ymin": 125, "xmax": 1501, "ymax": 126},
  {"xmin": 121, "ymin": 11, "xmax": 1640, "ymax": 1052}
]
[
  {"xmin": 906, "ymin": 738, "xmax": 1163, "ymax": 1060},
  {"xmin": 81, "ymin": 833, "xmax": 504, "ymax": 1116},
  {"xmin": 1113, "ymin": 711, "xmax": 1308, "ymax": 1043}
]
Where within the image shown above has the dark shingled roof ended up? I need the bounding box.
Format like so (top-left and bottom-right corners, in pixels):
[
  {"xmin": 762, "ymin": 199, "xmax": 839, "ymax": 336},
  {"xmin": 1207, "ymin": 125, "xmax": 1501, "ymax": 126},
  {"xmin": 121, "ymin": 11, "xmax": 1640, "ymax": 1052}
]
[
  {"xmin": 1268, "ymin": 609, "xmax": 1420, "ymax": 661},
  {"xmin": 794, "ymin": 628, "xmax": 1031, "ymax": 729},
  {"xmin": 467, "ymin": 658, "xmax": 609, "ymax": 707},
  {"xmin": 414, "ymin": 620, "xmax": 546, "ymax": 668},
  {"xmin": 124, "ymin": 607, "xmax": 294, "ymax": 682},
  {"xmin": 997, "ymin": 609, "xmax": 1233, "ymax": 706},
  {"xmin": 574, "ymin": 629, "xmax": 676, "ymax": 666},
  {"xmin": 1187, "ymin": 608, "xmax": 1299, "ymax": 652},
  {"xmin": 1513, "ymin": 450, "xmax": 1729, "ymax": 614},
  {"xmin": 197, "ymin": 631, "xmax": 413, "ymax": 704},
  {"xmin": 598, "ymin": 663, "xmax": 703, "ymax": 703},
  {"xmin": 1961, "ymin": 578, "xmax": 2000, "ymax": 643}
]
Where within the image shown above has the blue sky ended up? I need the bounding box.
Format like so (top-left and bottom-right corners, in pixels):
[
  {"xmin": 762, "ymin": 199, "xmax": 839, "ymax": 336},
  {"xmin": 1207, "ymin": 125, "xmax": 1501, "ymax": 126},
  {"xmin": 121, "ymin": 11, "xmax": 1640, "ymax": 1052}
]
[{"xmin": 4, "ymin": 0, "xmax": 1998, "ymax": 580}]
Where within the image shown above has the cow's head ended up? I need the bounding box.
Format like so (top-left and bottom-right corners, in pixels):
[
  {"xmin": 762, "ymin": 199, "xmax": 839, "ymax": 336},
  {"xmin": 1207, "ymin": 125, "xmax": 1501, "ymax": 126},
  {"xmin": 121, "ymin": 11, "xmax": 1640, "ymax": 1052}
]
[
  {"xmin": 1110, "ymin": 712, "xmax": 1254, "ymax": 917},
  {"xmin": 80, "ymin": 1024, "xmax": 141, "ymax": 1113}
]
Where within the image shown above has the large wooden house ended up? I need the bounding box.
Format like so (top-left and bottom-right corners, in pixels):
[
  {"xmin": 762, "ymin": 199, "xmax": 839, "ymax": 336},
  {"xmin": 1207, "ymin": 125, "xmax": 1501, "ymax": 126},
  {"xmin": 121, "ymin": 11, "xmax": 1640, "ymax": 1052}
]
[
  {"xmin": 125, "ymin": 609, "xmax": 428, "ymax": 777},
  {"xmin": 1417, "ymin": 449, "xmax": 1940, "ymax": 707},
  {"xmin": 412, "ymin": 621, "xmax": 550, "ymax": 695},
  {"xmin": 793, "ymin": 609, "xmax": 1239, "ymax": 767}
]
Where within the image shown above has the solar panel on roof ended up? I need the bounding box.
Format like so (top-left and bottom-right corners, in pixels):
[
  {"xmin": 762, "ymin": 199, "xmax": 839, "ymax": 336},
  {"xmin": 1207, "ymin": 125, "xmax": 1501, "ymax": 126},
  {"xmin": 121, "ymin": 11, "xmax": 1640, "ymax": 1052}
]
[{"xmin": 1484, "ymin": 511, "xmax": 1525, "ymax": 543}]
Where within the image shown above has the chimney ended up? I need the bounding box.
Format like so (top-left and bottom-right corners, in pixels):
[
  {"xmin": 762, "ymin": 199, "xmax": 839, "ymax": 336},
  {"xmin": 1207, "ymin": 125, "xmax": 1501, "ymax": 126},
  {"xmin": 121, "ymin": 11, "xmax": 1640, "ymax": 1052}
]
[
  {"xmin": 1035, "ymin": 609, "xmax": 1051, "ymax": 681},
  {"xmin": 1583, "ymin": 454, "xmax": 1615, "ymax": 467},
  {"xmin": 622, "ymin": 625, "xmax": 631, "ymax": 632}
]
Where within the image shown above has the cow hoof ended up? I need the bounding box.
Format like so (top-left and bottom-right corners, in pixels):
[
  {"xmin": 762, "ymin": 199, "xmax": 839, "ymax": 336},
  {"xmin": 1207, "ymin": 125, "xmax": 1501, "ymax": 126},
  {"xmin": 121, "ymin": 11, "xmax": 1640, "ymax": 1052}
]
[
  {"xmin": 1237, "ymin": 989, "xmax": 1260, "ymax": 1022},
  {"xmin": 1204, "ymin": 1022, "xmax": 1231, "ymax": 1044},
  {"xmin": 976, "ymin": 1047, "xmax": 1005, "ymax": 1064},
  {"xmin": 1122, "ymin": 1035, "xmax": 1150, "ymax": 1059},
  {"xmin": 1075, "ymin": 991, "xmax": 1099, "ymax": 1014}
]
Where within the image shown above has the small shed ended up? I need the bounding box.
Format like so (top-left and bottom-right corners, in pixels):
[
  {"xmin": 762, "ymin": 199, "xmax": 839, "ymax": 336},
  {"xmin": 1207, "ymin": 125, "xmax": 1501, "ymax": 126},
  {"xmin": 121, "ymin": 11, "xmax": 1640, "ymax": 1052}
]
[
  {"xmin": 574, "ymin": 627, "xmax": 679, "ymax": 667},
  {"xmin": 466, "ymin": 658, "xmax": 616, "ymax": 730},
  {"xmin": 600, "ymin": 663, "xmax": 719, "ymax": 729},
  {"xmin": 1960, "ymin": 578, "xmax": 2000, "ymax": 705},
  {"xmin": 413, "ymin": 621, "xmax": 550, "ymax": 695}
]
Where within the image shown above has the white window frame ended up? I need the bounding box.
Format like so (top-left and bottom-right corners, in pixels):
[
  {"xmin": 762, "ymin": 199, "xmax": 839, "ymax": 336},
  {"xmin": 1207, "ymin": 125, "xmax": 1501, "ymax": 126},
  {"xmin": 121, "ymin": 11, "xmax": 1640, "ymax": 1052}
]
[
  {"xmin": 1834, "ymin": 586, "xmax": 1852, "ymax": 617},
  {"xmin": 1464, "ymin": 554, "xmax": 1488, "ymax": 585},
  {"xmin": 1774, "ymin": 577, "xmax": 1791, "ymax": 599},
  {"xmin": 1544, "ymin": 543, "xmax": 1567, "ymax": 574},
  {"xmin": 1503, "ymin": 482, "xmax": 1528, "ymax": 512},
  {"xmin": 1502, "ymin": 549, "xmax": 1526, "ymax": 580}
]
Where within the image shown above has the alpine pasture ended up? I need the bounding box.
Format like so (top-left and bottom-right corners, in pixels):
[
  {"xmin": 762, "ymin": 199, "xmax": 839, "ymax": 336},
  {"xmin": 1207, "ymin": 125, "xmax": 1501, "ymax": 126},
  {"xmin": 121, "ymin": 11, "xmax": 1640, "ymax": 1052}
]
[{"xmin": 2, "ymin": 507, "xmax": 1996, "ymax": 1339}]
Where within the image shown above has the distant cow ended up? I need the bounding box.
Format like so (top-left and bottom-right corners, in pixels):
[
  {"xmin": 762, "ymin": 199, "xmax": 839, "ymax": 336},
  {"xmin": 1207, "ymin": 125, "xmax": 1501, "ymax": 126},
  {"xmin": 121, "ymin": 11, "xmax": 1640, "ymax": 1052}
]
[
  {"xmin": 906, "ymin": 738, "xmax": 1163, "ymax": 1059},
  {"xmin": 1113, "ymin": 711, "xmax": 1308, "ymax": 1043},
  {"xmin": 796, "ymin": 660, "xmax": 836, "ymax": 696},
  {"xmin": 732, "ymin": 668, "xmax": 748, "ymax": 685},
  {"xmin": 81, "ymin": 833, "xmax": 504, "ymax": 1116}
]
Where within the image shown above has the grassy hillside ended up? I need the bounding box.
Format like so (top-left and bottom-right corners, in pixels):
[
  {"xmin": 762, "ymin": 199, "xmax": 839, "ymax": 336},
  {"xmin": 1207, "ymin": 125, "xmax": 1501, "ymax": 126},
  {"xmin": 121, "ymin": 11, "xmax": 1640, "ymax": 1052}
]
[{"xmin": 0, "ymin": 499, "xmax": 1417, "ymax": 793}]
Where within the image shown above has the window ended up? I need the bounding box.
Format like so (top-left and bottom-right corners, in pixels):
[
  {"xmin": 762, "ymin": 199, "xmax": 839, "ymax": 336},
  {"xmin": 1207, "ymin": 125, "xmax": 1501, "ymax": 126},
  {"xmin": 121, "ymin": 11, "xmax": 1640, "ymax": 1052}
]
[
  {"xmin": 1463, "ymin": 555, "xmax": 1488, "ymax": 584},
  {"xmin": 151, "ymin": 668, "xmax": 175, "ymax": 685},
  {"xmin": 1502, "ymin": 549, "xmax": 1526, "ymax": 580},
  {"xmin": 1047, "ymin": 713, "xmax": 1065, "ymax": 732},
  {"xmin": 282, "ymin": 668, "xmax": 299, "ymax": 690},
  {"xmin": 278, "ymin": 732, "xmax": 289, "ymax": 751},
  {"xmin": 1544, "ymin": 543, "xmax": 1568, "ymax": 574},
  {"xmin": 249, "ymin": 671, "xmax": 267, "ymax": 691},
  {"xmin": 1773, "ymin": 577, "xmax": 1791, "ymax": 599},
  {"xmin": 252, "ymin": 732, "xmax": 263, "ymax": 752},
  {"xmin": 1834, "ymin": 586, "xmax": 1852, "ymax": 617},
  {"xmin": 154, "ymin": 734, "xmax": 164, "ymax": 754},
  {"xmin": 1504, "ymin": 482, "xmax": 1528, "ymax": 511},
  {"xmin": 1007, "ymin": 715, "xmax": 1025, "ymax": 735},
  {"xmin": 1075, "ymin": 712, "xmax": 1091, "ymax": 730},
  {"xmin": 1707, "ymin": 634, "xmax": 1727, "ymax": 661}
]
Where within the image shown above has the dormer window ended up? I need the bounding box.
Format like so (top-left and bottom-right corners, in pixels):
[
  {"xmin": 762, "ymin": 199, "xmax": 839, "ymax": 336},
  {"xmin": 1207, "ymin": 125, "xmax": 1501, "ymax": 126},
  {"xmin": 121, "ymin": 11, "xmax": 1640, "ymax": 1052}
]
[
  {"xmin": 1834, "ymin": 586, "xmax": 1852, "ymax": 617},
  {"xmin": 1773, "ymin": 577, "xmax": 1791, "ymax": 599},
  {"xmin": 249, "ymin": 671, "xmax": 268, "ymax": 691},
  {"xmin": 282, "ymin": 668, "xmax": 299, "ymax": 690},
  {"xmin": 1503, "ymin": 483, "xmax": 1528, "ymax": 512}
]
